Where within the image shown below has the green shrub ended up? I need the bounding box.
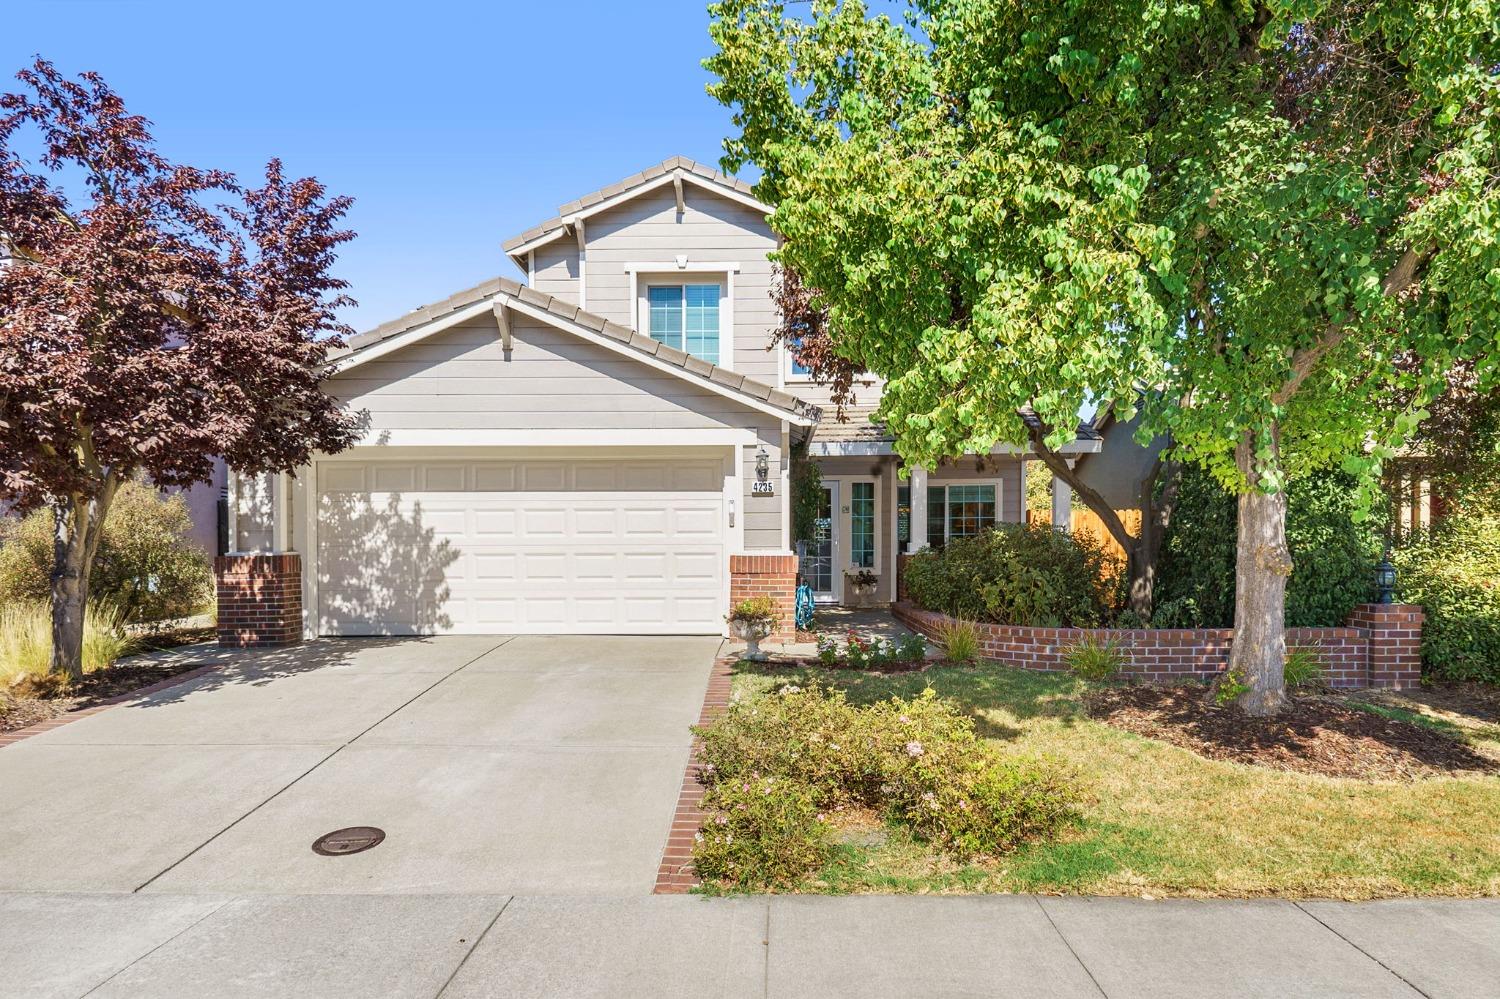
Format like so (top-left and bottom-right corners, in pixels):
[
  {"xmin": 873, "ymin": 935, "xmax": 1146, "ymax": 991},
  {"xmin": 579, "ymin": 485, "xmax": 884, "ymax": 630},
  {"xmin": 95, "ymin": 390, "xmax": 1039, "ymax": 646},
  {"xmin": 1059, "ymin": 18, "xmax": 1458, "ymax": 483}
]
[
  {"xmin": 1394, "ymin": 515, "xmax": 1500, "ymax": 682},
  {"xmin": 693, "ymin": 685, "xmax": 1078, "ymax": 885},
  {"xmin": 1283, "ymin": 648, "xmax": 1325, "ymax": 689},
  {"xmin": 0, "ymin": 479, "xmax": 212, "ymax": 623},
  {"xmin": 693, "ymin": 775, "xmax": 831, "ymax": 888},
  {"xmin": 1155, "ymin": 467, "xmax": 1382, "ymax": 627},
  {"xmin": 1062, "ymin": 635, "xmax": 1128, "ymax": 681},
  {"xmin": 904, "ymin": 524, "xmax": 1115, "ymax": 627}
]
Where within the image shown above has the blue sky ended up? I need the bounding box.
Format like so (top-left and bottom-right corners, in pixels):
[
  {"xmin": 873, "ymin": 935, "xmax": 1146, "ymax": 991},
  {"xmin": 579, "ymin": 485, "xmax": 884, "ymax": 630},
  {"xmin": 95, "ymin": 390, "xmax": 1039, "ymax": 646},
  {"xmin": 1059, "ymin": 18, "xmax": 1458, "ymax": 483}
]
[{"xmin": 6, "ymin": 0, "xmax": 751, "ymax": 329}]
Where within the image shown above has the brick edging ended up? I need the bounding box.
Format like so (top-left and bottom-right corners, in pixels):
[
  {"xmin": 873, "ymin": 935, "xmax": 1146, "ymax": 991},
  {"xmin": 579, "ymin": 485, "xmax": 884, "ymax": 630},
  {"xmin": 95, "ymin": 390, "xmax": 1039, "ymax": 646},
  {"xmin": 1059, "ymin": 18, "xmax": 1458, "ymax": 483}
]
[
  {"xmin": 654, "ymin": 653, "xmax": 736, "ymax": 894},
  {"xmin": 0, "ymin": 663, "xmax": 221, "ymax": 749}
]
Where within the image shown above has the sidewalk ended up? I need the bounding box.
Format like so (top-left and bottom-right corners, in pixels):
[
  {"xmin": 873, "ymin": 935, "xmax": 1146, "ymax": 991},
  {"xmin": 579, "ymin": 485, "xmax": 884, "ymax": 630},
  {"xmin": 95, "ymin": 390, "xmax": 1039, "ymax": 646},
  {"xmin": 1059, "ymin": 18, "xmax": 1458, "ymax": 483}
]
[{"xmin": 3, "ymin": 892, "xmax": 1495, "ymax": 998}]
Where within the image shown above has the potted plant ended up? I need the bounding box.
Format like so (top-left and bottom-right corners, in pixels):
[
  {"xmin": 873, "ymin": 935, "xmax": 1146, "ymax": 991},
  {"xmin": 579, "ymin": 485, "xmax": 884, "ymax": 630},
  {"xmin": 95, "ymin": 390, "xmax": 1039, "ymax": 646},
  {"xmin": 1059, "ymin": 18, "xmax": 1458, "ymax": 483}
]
[
  {"xmin": 727, "ymin": 596, "xmax": 780, "ymax": 661},
  {"xmin": 845, "ymin": 568, "xmax": 879, "ymax": 599}
]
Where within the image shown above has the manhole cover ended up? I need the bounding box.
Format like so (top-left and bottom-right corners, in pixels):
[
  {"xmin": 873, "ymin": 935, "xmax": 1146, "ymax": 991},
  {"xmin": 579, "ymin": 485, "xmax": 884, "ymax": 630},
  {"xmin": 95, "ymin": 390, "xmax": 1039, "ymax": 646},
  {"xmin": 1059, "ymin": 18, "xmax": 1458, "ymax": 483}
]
[{"xmin": 311, "ymin": 826, "xmax": 385, "ymax": 856}]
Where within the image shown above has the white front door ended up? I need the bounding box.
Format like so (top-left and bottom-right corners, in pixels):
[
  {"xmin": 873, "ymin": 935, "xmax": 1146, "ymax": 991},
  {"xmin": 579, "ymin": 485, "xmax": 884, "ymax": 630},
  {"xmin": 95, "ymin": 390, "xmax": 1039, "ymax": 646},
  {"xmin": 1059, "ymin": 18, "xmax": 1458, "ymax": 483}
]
[
  {"xmin": 803, "ymin": 482, "xmax": 840, "ymax": 603},
  {"xmin": 315, "ymin": 455, "xmax": 726, "ymax": 635}
]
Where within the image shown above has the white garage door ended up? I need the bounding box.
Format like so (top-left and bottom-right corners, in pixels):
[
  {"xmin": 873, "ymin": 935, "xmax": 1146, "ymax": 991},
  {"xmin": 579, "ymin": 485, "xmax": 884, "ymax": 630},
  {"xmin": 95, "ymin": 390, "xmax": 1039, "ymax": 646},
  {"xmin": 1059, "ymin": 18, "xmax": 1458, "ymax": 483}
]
[{"xmin": 316, "ymin": 456, "xmax": 726, "ymax": 635}]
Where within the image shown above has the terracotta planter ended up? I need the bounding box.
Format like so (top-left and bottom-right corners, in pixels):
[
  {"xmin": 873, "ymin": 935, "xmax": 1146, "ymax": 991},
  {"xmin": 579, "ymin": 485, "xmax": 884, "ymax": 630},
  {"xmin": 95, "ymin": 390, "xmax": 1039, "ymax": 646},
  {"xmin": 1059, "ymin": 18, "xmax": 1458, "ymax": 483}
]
[{"xmin": 729, "ymin": 617, "xmax": 775, "ymax": 661}]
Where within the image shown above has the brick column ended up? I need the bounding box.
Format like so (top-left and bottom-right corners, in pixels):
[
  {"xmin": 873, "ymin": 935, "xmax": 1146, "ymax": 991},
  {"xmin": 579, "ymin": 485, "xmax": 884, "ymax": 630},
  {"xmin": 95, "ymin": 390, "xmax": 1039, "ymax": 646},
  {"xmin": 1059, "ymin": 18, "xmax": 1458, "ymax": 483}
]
[
  {"xmin": 216, "ymin": 553, "xmax": 303, "ymax": 648},
  {"xmin": 1348, "ymin": 603, "xmax": 1424, "ymax": 689},
  {"xmin": 729, "ymin": 554, "xmax": 797, "ymax": 643}
]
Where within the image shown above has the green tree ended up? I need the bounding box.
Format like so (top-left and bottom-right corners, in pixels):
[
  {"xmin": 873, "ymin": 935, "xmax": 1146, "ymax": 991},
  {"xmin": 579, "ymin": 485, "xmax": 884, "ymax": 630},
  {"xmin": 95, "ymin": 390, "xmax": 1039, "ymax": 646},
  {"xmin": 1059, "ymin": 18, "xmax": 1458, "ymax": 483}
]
[{"xmin": 706, "ymin": 0, "xmax": 1500, "ymax": 714}]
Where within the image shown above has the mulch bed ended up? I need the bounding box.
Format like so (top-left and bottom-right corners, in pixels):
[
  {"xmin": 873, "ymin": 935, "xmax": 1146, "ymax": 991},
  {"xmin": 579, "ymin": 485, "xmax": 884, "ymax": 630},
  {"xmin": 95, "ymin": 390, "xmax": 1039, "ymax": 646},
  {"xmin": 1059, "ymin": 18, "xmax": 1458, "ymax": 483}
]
[
  {"xmin": 1086, "ymin": 684, "xmax": 1500, "ymax": 781},
  {"xmin": 754, "ymin": 655, "xmax": 933, "ymax": 674},
  {"xmin": 0, "ymin": 654, "xmax": 212, "ymax": 736}
]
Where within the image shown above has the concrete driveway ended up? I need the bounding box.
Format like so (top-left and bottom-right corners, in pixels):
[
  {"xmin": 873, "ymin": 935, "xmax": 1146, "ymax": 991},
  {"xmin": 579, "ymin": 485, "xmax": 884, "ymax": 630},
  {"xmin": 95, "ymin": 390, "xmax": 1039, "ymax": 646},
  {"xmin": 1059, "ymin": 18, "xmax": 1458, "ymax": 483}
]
[{"xmin": 0, "ymin": 635, "xmax": 719, "ymax": 895}]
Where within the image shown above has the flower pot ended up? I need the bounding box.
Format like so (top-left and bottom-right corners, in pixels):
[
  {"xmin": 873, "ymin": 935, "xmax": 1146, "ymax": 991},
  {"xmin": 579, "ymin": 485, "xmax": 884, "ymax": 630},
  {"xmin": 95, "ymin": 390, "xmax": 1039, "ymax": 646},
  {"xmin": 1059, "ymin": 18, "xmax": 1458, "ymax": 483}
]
[{"xmin": 729, "ymin": 617, "xmax": 776, "ymax": 661}]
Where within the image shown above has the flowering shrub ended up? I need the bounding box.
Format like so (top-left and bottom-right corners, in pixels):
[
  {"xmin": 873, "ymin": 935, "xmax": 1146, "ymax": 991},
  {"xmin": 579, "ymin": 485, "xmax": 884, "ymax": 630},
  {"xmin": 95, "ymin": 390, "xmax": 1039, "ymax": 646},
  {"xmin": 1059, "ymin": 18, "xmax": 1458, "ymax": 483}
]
[
  {"xmin": 809, "ymin": 630, "xmax": 929, "ymax": 670},
  {"xmin": 691, "ymin": 774, "xmax": 830, "ymax": 889},
  {"xmin": 692, "ymin": 684, "xmax": 1077, "ymax": 886}
]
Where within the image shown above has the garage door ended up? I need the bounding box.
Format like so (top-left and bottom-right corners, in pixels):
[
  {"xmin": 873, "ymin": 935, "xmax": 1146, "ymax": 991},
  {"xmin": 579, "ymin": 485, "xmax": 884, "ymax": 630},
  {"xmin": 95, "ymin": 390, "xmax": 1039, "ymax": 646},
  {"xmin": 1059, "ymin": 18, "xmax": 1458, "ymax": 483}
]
[{"xmin": 316, "ymin": 456, "xmax": 726, "ymax": 635}]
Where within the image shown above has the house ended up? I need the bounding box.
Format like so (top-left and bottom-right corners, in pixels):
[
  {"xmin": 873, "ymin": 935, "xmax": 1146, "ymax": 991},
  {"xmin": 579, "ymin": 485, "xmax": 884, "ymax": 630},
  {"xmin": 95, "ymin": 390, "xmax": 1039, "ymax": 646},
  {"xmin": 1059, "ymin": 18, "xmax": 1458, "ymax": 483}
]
[{"xmin": 218, "ymin": 157, "xmax": 1100, "ymax": 645}]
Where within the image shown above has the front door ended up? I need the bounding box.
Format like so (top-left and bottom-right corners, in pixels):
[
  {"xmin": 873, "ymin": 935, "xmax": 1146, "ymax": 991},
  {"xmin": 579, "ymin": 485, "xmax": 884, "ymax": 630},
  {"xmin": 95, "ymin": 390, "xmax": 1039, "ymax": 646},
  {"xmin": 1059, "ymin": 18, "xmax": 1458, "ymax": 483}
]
[{"xmin": 803, "ymin": 482, "xmax": 839, "ymax": 602}]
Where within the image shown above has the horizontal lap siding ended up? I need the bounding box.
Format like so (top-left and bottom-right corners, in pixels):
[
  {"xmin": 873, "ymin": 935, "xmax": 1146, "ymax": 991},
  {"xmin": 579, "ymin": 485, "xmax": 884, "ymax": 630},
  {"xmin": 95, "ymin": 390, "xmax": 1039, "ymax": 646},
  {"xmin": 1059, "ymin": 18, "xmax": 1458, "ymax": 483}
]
[
  {"xmin": 583, "ymin": 187, "xmax": 780, "ymax": 385},
  {"xmin": 333, "ymin": 317, "xmax": 751, "ymax": 431},
  {"xmin": 532, "ymin": 242, "xmax": 578, "ymax": 303}
]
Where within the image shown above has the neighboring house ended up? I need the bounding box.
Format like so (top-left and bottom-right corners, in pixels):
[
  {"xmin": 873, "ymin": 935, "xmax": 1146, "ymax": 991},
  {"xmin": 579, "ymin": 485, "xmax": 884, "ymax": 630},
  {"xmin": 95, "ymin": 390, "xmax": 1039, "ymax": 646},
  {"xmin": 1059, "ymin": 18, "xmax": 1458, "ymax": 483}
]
[{"xmin": 221, "ymin": 157, "xmax": 1100, "ymax": 643}]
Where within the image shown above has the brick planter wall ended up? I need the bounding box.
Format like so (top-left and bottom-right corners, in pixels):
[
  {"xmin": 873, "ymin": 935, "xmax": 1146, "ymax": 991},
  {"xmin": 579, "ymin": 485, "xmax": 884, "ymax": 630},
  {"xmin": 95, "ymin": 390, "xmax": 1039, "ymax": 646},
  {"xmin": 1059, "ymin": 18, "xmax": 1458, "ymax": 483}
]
[
  {"xmin": 729, "ymin": 553, "xmax": 797, "ymax": 642},
  {"xmin": 216, "ymin": 553, "xmax": 303, "ymax": 648},
  {"xmin": 1349, "ymin": 603, "xmax": 1424, "ymax": 690},
  {"xmin": 893, "ymin": 601, "xmax": 1423, "ymax": 689}
]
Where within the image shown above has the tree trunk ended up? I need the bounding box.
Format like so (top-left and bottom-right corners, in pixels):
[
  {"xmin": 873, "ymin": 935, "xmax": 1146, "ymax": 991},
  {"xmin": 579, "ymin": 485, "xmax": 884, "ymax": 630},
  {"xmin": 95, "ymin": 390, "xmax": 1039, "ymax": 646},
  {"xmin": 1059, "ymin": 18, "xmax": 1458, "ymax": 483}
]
[
  {"xmin": 1227, "ymin": 432, "xmax": 1291, "ymax": 716},
  {"xmin": 48, "ymin": 486, "xmax": 114, "ymax": 681}
]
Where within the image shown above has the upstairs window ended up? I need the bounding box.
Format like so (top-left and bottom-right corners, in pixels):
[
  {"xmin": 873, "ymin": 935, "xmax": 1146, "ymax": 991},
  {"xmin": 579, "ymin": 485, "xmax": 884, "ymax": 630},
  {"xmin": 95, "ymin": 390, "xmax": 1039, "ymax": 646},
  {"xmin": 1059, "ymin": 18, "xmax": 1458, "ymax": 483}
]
[
  {"xmin": 788, "ymin": 334, "xmax": 812, "ymax": 377},
  {"xmin": 648, "ymin": 283, "xmax": 720, "ymax": 365}
]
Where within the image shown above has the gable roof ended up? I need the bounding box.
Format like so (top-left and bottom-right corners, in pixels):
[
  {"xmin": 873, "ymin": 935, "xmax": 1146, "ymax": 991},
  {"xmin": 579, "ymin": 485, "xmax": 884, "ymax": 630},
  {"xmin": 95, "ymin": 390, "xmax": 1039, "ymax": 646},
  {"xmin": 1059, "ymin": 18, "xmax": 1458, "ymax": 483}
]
[
  {"xmin": 501, "ymin": 156, "xmax": 771, "ymax": 267},
  {"xmin": 330, "ymin": 276, "xmax": 820, "ymax": 427}
]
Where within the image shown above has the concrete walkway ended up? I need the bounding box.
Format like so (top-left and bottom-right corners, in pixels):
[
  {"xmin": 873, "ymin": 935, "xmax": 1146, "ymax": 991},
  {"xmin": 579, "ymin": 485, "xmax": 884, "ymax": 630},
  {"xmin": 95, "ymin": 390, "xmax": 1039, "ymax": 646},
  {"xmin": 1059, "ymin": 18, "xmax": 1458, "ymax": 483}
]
[
  {"xmin": 0, "ymin": 635, "xmax": 717, "ymax": 895},
  {"xmin": 2, "ymin": 891, "xmax": 1496, "ymax": 998}
]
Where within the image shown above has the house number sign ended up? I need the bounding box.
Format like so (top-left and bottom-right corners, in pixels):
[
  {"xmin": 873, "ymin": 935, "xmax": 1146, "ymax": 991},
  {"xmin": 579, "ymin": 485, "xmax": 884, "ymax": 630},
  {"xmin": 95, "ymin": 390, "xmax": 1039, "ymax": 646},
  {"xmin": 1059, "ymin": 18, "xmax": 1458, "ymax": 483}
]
[{"xmin": 751, "ymin": 480, "xmax": 775, "ymax": 496}]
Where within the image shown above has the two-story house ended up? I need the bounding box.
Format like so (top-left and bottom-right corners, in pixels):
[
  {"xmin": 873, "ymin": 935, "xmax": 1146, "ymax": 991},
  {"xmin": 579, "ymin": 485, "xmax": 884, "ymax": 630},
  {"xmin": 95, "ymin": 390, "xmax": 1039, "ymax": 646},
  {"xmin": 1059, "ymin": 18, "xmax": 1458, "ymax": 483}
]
[{"xmin": 218, "ymin": 157, "xmax": 1100, "ymax": 645}]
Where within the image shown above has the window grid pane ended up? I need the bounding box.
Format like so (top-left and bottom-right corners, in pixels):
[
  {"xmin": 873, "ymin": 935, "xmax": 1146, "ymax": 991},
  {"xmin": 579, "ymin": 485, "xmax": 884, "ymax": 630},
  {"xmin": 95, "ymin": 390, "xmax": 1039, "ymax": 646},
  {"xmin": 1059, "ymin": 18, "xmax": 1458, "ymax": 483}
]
[
  {"xmin": 947, "ymin": 484, "xmax": 996, "ymax": 539},
  {"xmin": 648, "ymin": 286, "xmax": 683, "ymax": 350},
  {"xmin": 684, "ymin": 284, "xmax": 719, "ymax": 365},
  {"xmin": 789, "ymin": 333, "xmax": 811, "ymax": 375},
  {"xmin": 927, "ymin": 486, "xmax": 946, "ymax": 550},
  {"xmin": 851, "ymin": 482, "xmax": 875, "ymax": 568}
]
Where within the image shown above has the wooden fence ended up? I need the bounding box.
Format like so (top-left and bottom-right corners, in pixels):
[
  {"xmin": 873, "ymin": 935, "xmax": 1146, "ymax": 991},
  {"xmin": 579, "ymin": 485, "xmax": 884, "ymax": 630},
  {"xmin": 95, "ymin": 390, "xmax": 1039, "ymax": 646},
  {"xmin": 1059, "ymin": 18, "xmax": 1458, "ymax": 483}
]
[{"xmin": 1026, "ymin": 507, "xmax": 1141, "ymax": 564}]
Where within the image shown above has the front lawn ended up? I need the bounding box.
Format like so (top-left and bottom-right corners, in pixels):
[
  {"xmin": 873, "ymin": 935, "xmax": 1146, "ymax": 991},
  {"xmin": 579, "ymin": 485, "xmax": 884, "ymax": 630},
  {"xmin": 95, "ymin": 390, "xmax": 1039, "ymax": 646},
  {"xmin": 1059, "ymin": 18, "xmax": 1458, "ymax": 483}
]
[{"xmin": 724, "ymin": 663, "xmax": 1500, "ymax": 899}]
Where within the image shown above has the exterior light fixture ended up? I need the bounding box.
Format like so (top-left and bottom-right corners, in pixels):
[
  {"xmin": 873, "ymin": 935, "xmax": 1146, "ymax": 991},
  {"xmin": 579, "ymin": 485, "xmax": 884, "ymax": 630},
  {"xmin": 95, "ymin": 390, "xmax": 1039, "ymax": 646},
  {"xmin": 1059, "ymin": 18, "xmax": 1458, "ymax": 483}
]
[
  {"xmin": 1375, "ymin": 551, "xmax": 1397, "ymax": 604},
  {"xmin": 755, "ymin": 446, "xmax": 770, "ymax": 480}
]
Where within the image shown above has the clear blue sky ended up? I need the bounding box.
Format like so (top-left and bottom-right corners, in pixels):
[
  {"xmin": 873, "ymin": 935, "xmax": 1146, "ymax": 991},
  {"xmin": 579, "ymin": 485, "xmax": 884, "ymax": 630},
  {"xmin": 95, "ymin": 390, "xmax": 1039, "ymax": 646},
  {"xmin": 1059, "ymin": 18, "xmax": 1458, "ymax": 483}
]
[{"xmin": 6, "ymin": 0, "xmax": 750, "ymax": 330}]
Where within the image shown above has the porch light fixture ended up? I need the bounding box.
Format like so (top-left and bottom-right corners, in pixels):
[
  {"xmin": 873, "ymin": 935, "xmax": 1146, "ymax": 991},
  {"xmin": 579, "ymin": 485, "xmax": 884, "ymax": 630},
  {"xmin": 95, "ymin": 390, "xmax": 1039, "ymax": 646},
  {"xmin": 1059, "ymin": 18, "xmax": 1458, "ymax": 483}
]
[
  {"xmin": 1375, "ymin": 551, "xmax": 1397, "ymax": 604},
  {"xmin": 755, "ymin": 445, "xmax": 770, "ymax": 481}
]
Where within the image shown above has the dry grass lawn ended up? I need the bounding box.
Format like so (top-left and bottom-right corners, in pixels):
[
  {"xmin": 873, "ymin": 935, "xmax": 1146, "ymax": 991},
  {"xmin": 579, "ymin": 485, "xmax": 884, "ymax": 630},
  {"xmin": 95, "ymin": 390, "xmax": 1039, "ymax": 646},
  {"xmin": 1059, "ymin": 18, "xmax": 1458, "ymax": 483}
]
[{"xmin": 729, "ymin": 663, "xmax": 1500, "ymax": 899}]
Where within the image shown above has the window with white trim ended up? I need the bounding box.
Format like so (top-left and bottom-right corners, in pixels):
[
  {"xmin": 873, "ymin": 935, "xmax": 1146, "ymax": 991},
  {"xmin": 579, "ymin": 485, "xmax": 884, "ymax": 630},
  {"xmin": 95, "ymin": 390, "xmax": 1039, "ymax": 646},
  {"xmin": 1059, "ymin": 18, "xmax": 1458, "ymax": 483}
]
[
  {"xmin": 787, "ymin": 334, "xmax": 812, "ymax": 378},
  {"xmin": 647, "ymin": 283, "xmax": 720, "ymax": 364},
  {"xmin": 926, "ymin": 484, "xmax": 997, "ymax": 549}
]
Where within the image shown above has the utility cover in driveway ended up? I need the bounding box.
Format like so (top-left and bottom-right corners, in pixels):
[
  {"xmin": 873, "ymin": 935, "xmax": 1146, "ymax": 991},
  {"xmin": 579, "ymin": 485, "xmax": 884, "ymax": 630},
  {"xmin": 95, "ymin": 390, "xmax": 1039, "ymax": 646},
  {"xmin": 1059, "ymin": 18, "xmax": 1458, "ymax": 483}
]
[{"xmin": 312, "ymin": 827, "xmax": 385, "ymax": 856}]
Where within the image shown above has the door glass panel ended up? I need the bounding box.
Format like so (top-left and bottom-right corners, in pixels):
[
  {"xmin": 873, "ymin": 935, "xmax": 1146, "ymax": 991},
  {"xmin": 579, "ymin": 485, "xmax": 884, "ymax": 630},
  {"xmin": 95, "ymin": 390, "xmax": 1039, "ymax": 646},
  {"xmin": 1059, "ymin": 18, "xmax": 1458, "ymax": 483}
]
[
  {"xmin": 803, "ymin": 485, "xmax": 835, "ymax": 594},
  {"xmin": 851, "ymin": 482, "xmax": 875, "ymax": 568}
]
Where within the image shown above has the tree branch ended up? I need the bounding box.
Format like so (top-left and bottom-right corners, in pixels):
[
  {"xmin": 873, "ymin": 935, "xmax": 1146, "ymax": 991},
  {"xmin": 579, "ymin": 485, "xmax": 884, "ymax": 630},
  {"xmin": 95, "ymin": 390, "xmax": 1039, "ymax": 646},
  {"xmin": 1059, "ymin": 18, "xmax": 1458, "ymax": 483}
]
[
  {"xmin": 1023, "ymin": 413, "xmax": 1139, "ymax": 553},
  {"xmin": 1273, "ymin": 245, "xmax": 1432, "ymax": 407}
]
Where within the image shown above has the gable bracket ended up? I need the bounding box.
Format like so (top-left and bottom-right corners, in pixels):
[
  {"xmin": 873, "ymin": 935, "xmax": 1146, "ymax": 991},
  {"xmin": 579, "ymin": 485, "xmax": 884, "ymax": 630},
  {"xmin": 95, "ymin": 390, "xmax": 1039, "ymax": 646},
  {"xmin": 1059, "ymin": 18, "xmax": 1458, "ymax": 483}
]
[
  {"xmin": 493, "ymin": 297, "xmax": 513, "ymax": 358},
  {"xmin": 673, "ymin": 173, "xmax": 685, "ymax": 216}
]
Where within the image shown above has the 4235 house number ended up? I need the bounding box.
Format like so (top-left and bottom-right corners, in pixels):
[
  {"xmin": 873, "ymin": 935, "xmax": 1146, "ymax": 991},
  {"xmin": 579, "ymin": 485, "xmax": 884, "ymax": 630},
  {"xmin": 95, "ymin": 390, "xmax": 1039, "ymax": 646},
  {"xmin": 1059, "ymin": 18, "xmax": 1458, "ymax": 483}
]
[{"xmin": 751, "ymin": 480, "xmax": 775, "ymax": 496}]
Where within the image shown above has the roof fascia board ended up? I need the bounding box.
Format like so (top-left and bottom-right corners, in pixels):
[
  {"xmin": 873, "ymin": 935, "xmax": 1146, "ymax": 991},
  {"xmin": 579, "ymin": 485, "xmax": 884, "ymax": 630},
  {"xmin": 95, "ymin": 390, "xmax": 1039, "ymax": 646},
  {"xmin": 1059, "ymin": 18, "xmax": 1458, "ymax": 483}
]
[
  {"xmin": 505, "ymin": 169, "xmax": 772, "ymax": 265},
  {"xmin": 332, "ymin": 299, "xmax": 495, "ymax": 372},
  {"xmin": 807, "ymin": 440, "xmax": 1104, "ymax": 458}
]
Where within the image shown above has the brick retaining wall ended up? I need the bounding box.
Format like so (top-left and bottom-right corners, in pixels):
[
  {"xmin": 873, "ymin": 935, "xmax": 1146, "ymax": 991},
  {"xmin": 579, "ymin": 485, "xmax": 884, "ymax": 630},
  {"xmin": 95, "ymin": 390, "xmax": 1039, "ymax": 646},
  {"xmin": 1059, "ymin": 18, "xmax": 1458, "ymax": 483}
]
[
  {"xmin": 216, "ymin": 553, "xmax": 303, "ymax": 648},
  {"xmin": 730, "ymin": 554, "xmax": 797, "ymax": 642},
  {"xmin": 893, "ymin": 600, "xmax": 1422, "ymax": 689}
]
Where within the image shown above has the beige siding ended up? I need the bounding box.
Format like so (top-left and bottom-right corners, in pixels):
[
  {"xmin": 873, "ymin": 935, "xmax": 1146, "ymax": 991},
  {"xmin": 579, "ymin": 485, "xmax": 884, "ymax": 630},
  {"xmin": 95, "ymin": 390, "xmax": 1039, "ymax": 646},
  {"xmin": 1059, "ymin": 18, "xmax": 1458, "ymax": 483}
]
[
  {"xmin": 531, "ymin": 241, "xmax": 579, "ymax": 303},
  {"xmin": 581, "ymin": 186, "xmax": 781, "ymax": 384},
  {"xmin": 740, "ymin": 421, "xmax": 784, "ymax": 551},
  {"xmin": 335, "ymin": 315, "xmax": 761, "ymax": 432},
  {"xmin": 786, "ymin": 374, "xmax": 885, "ymax": 410}
]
